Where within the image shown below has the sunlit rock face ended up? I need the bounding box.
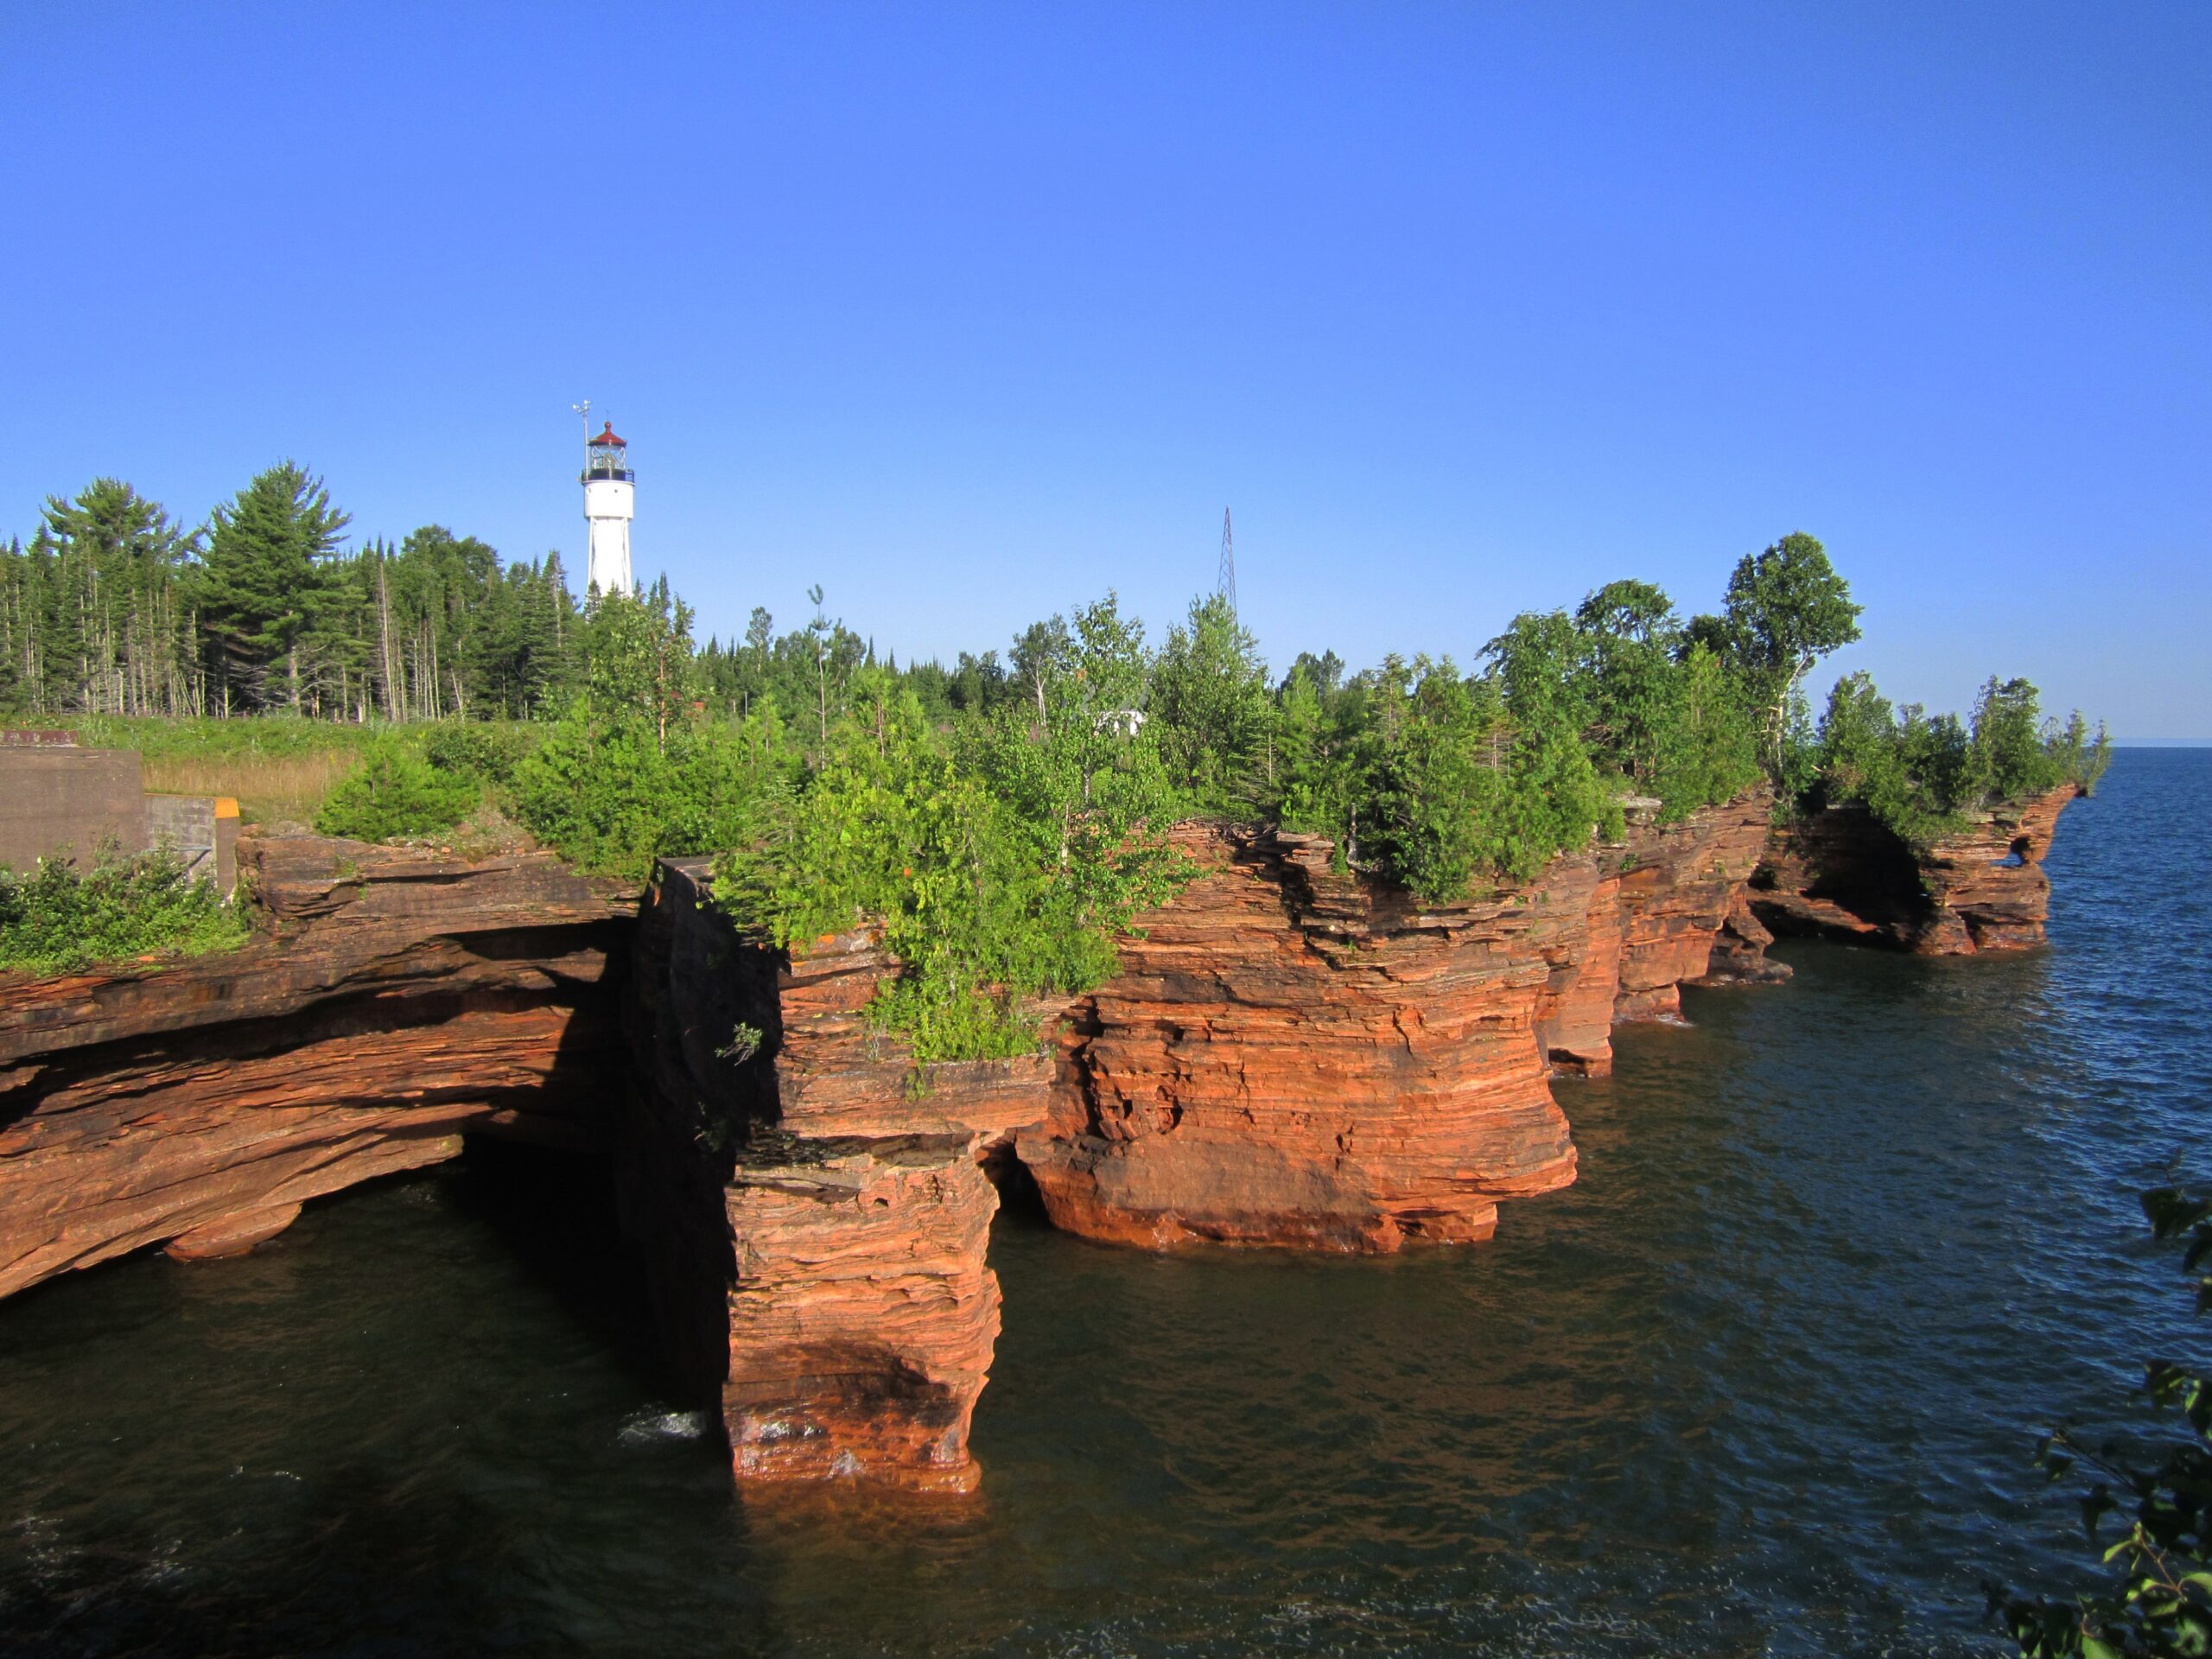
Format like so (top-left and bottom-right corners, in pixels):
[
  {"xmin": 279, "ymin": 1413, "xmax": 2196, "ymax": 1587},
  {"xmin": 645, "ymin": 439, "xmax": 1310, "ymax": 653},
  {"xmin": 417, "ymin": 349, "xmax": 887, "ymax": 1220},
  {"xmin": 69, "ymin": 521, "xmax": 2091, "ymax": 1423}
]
[
  {"xmin": 0, "ymin": 837, "xmax": 634, "ymax": 1301},
  {"xmin": 1020, "ymin": 798, "xmax": 1774, "ymax": 1255},
  {"xmin": 721, "ymin": 1135, "xmax": 1003, "ymax": 1493},
  {"xmin": 1021, "ymin": 823, "xmax": 1578, "ymax": 1252},
  {"xmin": 0, "ymin": 791, "xmax": 1797, "ymax": 1499},
  {"xmin": 626, "ymin": 862, "xmax": 1050, "ymax": 1496},
  {"xmin": 1609, "ymin": 792, "xmax": 1782, "ymax": 1020},
  {"xmin": 1752, "ymin": 785, "xmax": 2077, "ymax": 955}
]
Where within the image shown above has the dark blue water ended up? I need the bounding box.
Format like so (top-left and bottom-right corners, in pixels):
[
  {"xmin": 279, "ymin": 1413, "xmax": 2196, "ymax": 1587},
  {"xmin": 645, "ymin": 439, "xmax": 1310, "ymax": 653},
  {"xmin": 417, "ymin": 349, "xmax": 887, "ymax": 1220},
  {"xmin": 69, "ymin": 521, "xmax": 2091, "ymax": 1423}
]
[{"xmin": 3, "ymin": 751, "xmax": 2206, "ymax": 1656}]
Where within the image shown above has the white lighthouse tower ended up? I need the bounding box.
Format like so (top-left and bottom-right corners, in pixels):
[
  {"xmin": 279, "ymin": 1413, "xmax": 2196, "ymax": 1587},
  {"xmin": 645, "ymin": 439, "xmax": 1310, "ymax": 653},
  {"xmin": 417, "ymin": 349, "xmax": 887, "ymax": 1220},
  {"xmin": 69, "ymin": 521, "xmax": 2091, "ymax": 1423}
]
[{"xmin": 581, "ymin": 417, "xmax": 636, "ymax": 596}]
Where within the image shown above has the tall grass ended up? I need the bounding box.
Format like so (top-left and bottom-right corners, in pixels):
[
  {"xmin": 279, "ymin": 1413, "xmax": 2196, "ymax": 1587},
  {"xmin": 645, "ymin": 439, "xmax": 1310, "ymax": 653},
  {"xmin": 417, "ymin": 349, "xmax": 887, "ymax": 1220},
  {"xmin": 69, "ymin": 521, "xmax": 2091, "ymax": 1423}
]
[
  {"xmin": 5, "ymin": 715, "xmax": 549, "ymax": 831},
  {"xmin": 68, "ymin": 715, "xmax": 390, "ymax": 762},
  {"xmin": 60, "ymin": 716, "xmax": 385, "ymax": 827},
  {"xmin": 142, "ymin": 750, "xmax": 365, "ymax": 827}
]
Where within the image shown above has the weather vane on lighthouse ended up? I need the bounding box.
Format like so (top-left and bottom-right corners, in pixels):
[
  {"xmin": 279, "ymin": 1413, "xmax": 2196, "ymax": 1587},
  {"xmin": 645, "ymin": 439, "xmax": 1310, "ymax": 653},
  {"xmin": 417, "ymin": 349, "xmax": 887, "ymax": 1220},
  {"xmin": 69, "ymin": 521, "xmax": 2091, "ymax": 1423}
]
[{"xmin": 572, "ymin": 399, "xmax": 636, "ymax": 597}]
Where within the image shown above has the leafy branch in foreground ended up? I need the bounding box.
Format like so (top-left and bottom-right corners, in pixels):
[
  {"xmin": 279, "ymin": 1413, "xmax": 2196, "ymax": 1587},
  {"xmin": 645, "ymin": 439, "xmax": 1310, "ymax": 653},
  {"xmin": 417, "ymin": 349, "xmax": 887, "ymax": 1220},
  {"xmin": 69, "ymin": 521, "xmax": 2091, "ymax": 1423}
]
[{"xmin": 1992, "ymin": 1188, "xmax": 2212, "ymax": 1657}]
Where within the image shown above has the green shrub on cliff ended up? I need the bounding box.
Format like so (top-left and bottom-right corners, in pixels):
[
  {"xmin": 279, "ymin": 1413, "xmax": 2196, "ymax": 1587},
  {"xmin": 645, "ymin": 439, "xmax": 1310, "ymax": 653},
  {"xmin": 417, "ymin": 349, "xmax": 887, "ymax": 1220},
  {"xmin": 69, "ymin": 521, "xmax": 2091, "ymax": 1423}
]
[
  {"xmin": 2047, "ymin": 711, "xmax": 2115, "ymax": 797},
  {"xmin": 511, "ymin": 590, "xmax": 796, "ymax": 882},
  {"xmin": 1812, "ymin": 673, "xmax": 1969, "ymax": 843},
  {"xmin": 314, "ymin": 736, "xmax": 479, "ymax": 842},
  {"xmin": 0, "ymin": 848, "xmax": 247, "ymax": 976},
  {"xmin": 419, "ymin": 719, "xmax": 541, "ymax": 787},
  {"xmin": 1810, "ymin": 672, "xmax": 2108, "ymax": 844},
  {"xmin": 1262, "ymin": 571, "xmax": 1765, "ymax": 902},
  {"xmin": 487, "ymin": 539, "xmax": 2106, "ymax": 1058},
  {"xmin": 715, "ymin": 610, "xmax": 1195, "ymax": 1063},
  {"xmin": 514, "ymin": 705, "xmax": 791, "ymax": 882},
  {"xmin": 1970, "ymin": 677, "xmax": 2066, "ymax": 802}
]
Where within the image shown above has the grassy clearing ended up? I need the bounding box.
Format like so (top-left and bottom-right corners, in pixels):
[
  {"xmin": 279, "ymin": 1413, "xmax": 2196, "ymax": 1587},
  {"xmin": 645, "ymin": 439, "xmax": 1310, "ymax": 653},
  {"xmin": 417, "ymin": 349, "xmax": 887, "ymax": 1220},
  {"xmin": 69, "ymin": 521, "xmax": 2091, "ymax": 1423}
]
[
  {"xmin": 62, "ymin": 716, "xmax": 385, "ymax": 828},
  {"xmin": 30, "ymin": 716, "xmax": 541, "ymax": 830},
  {"xmin": 149, "ymin": 749, "xmax": 364, "ymax": 827}
]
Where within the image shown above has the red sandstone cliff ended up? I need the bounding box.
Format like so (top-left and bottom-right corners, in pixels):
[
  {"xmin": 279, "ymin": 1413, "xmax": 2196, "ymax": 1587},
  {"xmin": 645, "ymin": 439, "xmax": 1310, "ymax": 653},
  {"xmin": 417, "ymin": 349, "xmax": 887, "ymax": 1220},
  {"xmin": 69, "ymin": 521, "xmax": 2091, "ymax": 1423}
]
[
  {"xmin": 1020, "ymin": 823, "xmax": 1579, "ymax": 1251},
  {"xmin": 0, "ymin": 786, "xmax": 1935, "ymax": 1501},
  {"xmin": 632, "ymin": 802, "xmax": 1782, "ymax": 1491},
  {"xmin": 0, "ymin": 837, "xmax": 632, "ymax": 1298},
  {"xmin": 623, "ymin": 861, "xmax": 1049, "ymax": 1494},
  {"xmin": 1019, "ymin": 796, "xmax": 1778, "ymax": 1255},
  {"xmin": 1752, "ymin": 785, "xmax": 2077, "ymax": 955}
]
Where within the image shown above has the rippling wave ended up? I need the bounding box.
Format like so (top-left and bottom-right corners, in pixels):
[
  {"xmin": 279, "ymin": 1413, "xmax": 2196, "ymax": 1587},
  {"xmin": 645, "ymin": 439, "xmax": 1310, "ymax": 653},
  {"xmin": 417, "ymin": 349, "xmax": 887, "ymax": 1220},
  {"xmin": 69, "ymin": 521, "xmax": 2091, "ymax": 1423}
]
[{"xmin": 2, "ymin": 751, "xmax": 2205, "ymax": 1656}]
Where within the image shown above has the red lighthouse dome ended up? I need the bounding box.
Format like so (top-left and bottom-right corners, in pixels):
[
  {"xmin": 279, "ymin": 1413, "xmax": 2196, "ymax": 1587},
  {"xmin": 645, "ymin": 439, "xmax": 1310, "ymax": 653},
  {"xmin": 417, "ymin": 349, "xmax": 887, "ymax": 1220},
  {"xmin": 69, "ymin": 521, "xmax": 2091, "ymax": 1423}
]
[{"xmin": 583, "ymin": 422, "xmax": 632, "ymax": 481}]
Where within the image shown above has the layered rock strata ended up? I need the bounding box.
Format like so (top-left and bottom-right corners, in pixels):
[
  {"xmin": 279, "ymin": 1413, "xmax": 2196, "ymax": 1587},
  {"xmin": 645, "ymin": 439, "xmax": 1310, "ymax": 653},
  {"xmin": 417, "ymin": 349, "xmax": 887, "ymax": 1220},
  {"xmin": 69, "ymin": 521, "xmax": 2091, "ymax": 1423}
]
[
  {"xmin": 624, "ymin": 861, "xmax": 1048, "ymax": 1494},
  {"xmin": 1751, "ymin": 785, "xmax": 2077, "ymax": 954},
  {"xmin": 1020, "ymin": 797, "xmax": 1777, "ymax": 1255},
  {"xmin": 0, "ymin": 780, "xmax": 2085, "ymax": 1500},
  {"xmin": 0, "ymin": 837, "xmax": 632, "ymax": 1299},
  {"xmin": 1611, "ymin": 793, "xmax": 1787, "ymax": 1017}
]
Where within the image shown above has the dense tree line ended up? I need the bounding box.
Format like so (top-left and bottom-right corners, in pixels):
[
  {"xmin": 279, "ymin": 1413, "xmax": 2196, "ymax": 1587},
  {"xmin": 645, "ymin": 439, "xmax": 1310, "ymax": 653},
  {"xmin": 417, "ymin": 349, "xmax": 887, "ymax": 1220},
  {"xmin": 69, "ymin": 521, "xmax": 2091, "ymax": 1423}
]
[
  {"xmin": 0, "ymin": 468, "xmax": 583, "ymax": 721},
  {"xmin": 2, "ymin": 464, "xmax": 2112, "ymax": 1046},
  {"xmin": 5, "ymin": 467, "xmax": 2106, "ymax": 859},
  {"xmin": 375, "ymin": 531, "xmax": 2086, "ymax": 1060}
]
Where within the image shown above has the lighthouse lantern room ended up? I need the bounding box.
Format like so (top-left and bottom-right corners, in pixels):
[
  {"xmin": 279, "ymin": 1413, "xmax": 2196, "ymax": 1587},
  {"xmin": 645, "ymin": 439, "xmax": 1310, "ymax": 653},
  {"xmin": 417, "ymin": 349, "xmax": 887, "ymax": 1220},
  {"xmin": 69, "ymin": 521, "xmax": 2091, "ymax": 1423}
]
[{"xmin": 582, "ymin": 420, "xmax": 636, "ymax": 596}]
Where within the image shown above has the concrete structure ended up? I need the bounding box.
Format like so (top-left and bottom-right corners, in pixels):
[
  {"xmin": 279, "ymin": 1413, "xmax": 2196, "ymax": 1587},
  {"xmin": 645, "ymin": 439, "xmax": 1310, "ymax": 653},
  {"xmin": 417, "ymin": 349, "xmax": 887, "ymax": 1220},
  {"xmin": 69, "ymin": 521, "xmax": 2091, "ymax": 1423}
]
[
  {"xmin": 582, "ymin": 420, "xmax": 636, "ymax": 596},
  {"xmin": 0, "ymin": 734, "xmax": 238, "ymax": 894},
  {"xmin": 147, "ymin": 792, "xmax": 242, "ymax": 895}
]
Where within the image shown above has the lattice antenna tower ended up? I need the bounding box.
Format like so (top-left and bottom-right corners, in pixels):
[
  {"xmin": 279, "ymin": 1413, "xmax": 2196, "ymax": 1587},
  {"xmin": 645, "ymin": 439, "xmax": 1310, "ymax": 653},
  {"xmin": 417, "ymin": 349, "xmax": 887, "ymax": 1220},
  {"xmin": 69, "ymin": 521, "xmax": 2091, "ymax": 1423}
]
[{"xmin": 1217, "ymin": 507, "xmax": 1236, "ymax": 616}]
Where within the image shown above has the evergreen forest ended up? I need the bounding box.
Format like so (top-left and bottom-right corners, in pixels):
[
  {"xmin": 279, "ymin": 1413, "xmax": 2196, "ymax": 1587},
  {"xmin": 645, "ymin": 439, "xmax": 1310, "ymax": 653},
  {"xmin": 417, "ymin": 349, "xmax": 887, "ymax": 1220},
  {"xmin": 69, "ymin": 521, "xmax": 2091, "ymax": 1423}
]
[{"xmin": 4, "ymin": 465, "xmax": 2111, "ymax": 1053}]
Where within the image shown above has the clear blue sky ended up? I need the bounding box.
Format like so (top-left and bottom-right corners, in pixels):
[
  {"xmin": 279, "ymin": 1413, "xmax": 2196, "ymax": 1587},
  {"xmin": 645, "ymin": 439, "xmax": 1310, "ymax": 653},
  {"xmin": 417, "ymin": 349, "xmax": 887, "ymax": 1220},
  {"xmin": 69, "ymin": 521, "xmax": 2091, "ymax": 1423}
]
[{"xmin": 4, "ymin": 3, "xmax": 2205, "ymax": 735}]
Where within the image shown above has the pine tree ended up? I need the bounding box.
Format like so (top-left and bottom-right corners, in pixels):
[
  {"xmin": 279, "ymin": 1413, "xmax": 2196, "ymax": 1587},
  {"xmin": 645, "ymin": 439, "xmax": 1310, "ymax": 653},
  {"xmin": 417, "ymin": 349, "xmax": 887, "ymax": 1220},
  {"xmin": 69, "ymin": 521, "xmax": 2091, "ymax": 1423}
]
[
  {"xmin": 196, "ymin": 462, "xmax": 351, "ymax": 712},
  {"xmin": 37, "ymin": 480, "xmax": 200, "ymax": 714}
]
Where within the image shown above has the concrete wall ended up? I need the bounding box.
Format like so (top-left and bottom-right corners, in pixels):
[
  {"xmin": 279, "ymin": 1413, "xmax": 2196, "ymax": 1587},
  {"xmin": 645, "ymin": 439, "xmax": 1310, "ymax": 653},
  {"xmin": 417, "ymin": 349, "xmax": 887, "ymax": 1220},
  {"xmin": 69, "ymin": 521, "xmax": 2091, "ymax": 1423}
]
[
  {"xmin": 0, "ymin": 748, "xmax": 147, "ymax": 874},
  {"xmin": 146, "ymin": 793, "xmax": 240, "ymax": 895},
  {"xmin": 0, "ymin": 744, "xmax": 238, "ymax": 893}
]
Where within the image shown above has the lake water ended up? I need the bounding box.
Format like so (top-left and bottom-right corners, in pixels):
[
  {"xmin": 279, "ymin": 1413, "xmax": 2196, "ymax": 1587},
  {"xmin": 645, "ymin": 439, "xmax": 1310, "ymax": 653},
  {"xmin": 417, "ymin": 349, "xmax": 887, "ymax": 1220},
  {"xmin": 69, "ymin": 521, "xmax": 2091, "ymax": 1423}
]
[{"xmin": 3, "ymin": 750, "xmax": 2206, "ymax": 1656}]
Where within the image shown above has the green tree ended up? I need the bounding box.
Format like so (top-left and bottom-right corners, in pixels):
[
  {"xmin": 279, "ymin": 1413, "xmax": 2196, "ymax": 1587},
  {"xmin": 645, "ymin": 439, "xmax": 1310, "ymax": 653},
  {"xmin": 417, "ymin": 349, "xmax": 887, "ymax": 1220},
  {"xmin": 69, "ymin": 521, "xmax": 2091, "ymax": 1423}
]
[
  {"xmin": 1363, "ymin": 657, "xmax": 1497, "ymax": 903},
  {"xmin": 1700, "ymin": 531, "xmax": 1863, "ymax": 785},
  {"xmin": 578, "ymin": 582, "xmax": 698, "ymax": 752},
  {"xmin": 196, "ymin": 462, "xmax": 352, "ymax": 713},
  {"xmin": 315, "ymin": 735, "xmax": 479, "ymax": 841},
  {"xmin": 512, "ymin": 589, "xmax": 792, "ymax": 882},
  {"xmin": 40, "ymin": 479, "xmax": 201, "ymax": 715},
  {"xmin": 1009, "ymin": 615, "xmax": 1071, "ymax": 735},
  {"xmin": 2045, "ymin": 711, "xmax": 2115, "ymax": 797},
  {"xmin": 1481, "ymin": 612, "xmax": 1620, "ymax": 880},
  {"xmin": 1970, "ymin": 676, "xmax": 2063, "ymax": 802},
  {"xmin": 1151, "ymin": 591, "xmax": 1274, "ymax": 812},
  {"xmin": 1656, "ymin": 640, "xmax": 1763, "ymax": 818},
  {"xmin": 1274, "ymin": 659, "xmax": 1365, "ymax": 855},
  {"xmin": 956, "ymin": 596, "xmax": 1188, "ymax": 977},
  {"xmin": 1573, "ymin": 578, "xmax": 1684, "ymax": 791}
]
